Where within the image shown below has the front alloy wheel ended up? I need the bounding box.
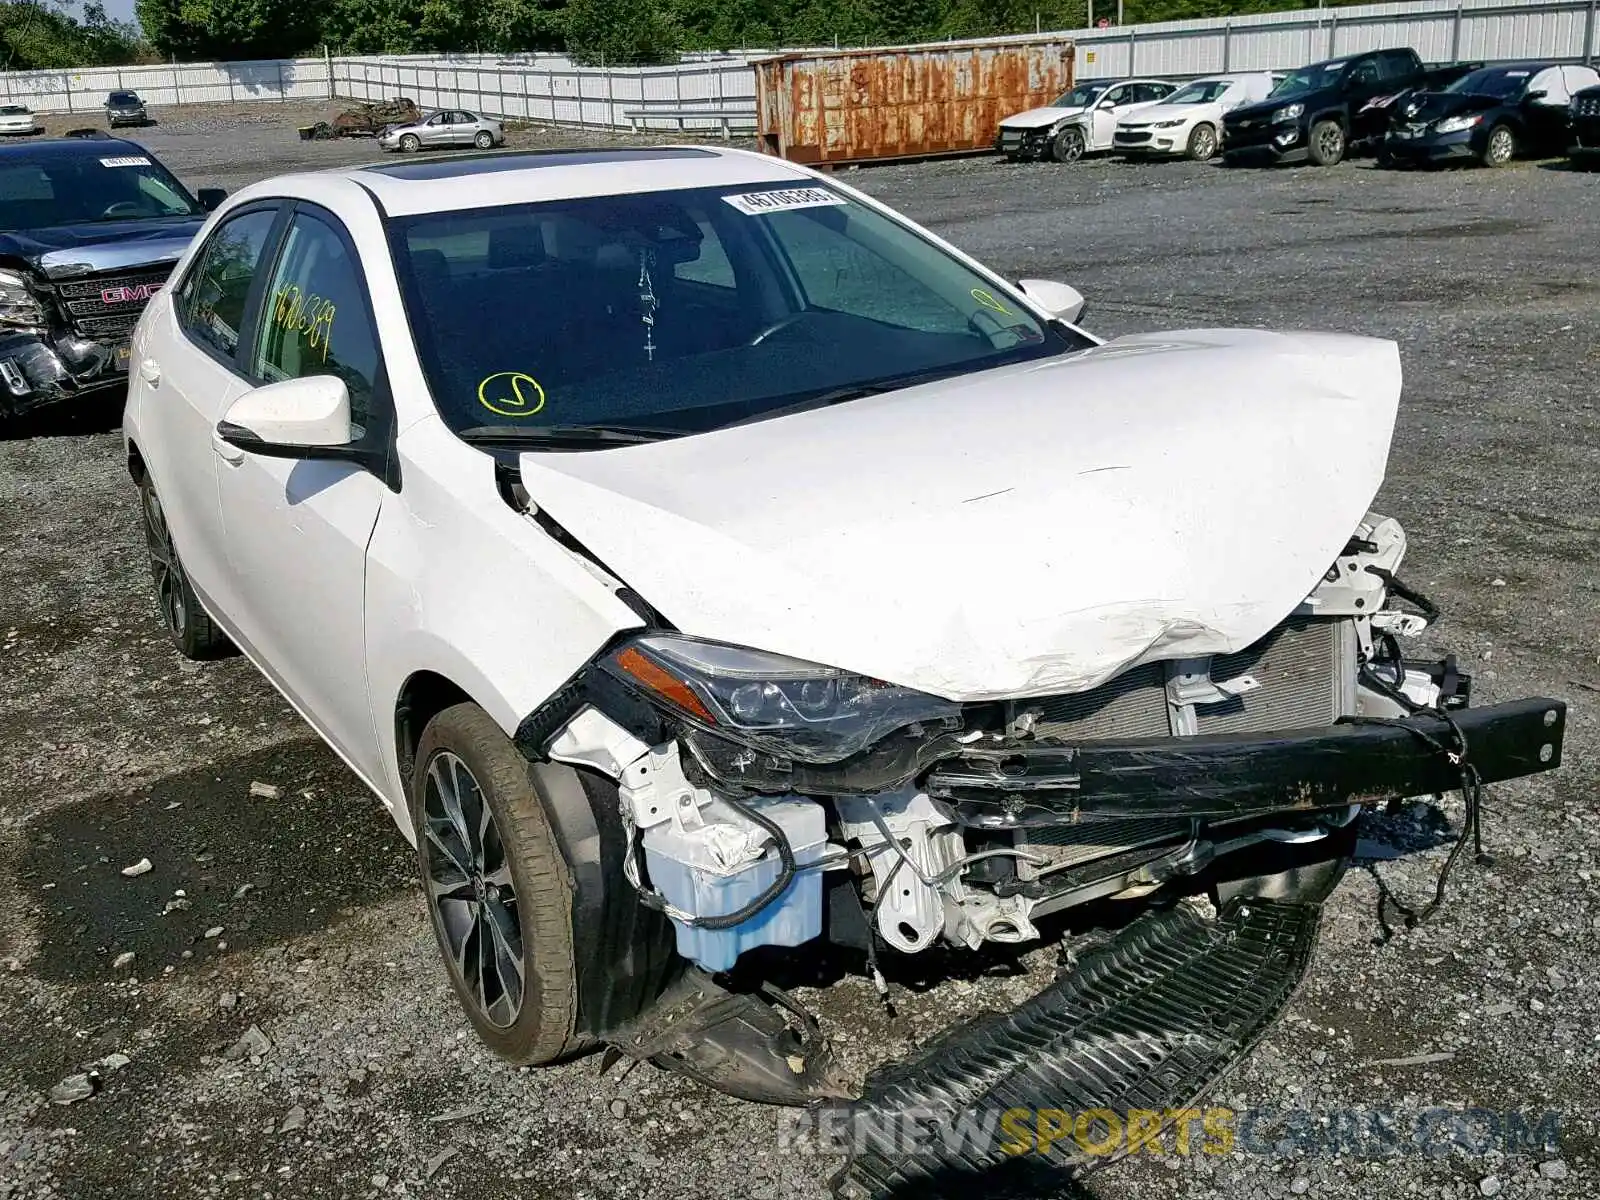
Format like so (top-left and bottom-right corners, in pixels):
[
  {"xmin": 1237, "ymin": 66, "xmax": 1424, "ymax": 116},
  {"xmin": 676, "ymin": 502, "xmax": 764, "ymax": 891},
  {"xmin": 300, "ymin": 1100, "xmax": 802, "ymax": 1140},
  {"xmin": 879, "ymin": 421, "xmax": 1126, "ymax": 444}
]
[
  {"xmin": 1051, "ymin": 125, "xmax": 1086, "ymax": 163},
  {"xmin": 410, "ymin": 702, "xmax": 585, "ymax": 1065},
  {"xmin": 139, "ymin": 478, "xmax": 232, "ymax": 660},
  {"xmin": 1308, "ymin": 119, "xmax": 1346, "ymax": 166},
  {"xmin": 1187, "ymin": 123, "xmax": 1218, "ymax": 162},
  {"xmin": 399, "ymin": 133, "xmax": 421, "ymax": 153},
  {"xmin": 422, "ymin": 750, "xmax": 524, "ymax": 1029},
  {"xmin": 1483, "ymin": 124, "xmax": 1515, "ymax": 167}
]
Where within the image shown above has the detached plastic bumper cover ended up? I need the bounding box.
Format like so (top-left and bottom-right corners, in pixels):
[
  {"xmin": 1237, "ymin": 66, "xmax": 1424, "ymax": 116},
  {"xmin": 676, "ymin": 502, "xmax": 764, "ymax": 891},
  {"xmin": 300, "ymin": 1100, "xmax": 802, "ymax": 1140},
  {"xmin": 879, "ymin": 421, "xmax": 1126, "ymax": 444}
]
[{"xmin": 927, "ymin": 697, "xmax": 1565, "ymax": 826}]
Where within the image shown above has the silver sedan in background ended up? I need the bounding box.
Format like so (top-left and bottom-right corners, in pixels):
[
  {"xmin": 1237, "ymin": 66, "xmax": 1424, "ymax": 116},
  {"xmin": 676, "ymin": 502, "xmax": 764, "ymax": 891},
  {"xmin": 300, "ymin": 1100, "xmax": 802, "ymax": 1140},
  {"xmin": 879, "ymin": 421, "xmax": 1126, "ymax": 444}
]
[{"xmin": 378, "ymin": 109, "xmax": 504, "ymax": 152}]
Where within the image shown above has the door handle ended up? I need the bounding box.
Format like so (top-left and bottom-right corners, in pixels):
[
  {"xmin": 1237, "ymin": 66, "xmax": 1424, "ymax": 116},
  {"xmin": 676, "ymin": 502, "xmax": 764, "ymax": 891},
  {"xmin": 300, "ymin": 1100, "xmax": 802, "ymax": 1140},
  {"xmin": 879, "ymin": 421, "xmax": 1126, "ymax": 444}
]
[
  {"xmin": 211, "ymin": 431, "xmax": 245, "ymax": 465},
  {"xmin": 138, "ymin": 358, "xmax": 161, "ymax": 386}
]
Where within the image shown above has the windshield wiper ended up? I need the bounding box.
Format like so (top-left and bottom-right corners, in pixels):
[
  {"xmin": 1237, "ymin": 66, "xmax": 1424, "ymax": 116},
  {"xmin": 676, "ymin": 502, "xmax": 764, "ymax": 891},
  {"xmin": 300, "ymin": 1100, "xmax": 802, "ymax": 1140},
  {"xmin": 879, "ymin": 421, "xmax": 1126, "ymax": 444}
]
[
  {"xmin": 721, "ymin": 369, "xmax": 959, "ymax": 429},
  {"xmin": 456, "ymin": 423, "xmax": 676, "ymax": 448}
]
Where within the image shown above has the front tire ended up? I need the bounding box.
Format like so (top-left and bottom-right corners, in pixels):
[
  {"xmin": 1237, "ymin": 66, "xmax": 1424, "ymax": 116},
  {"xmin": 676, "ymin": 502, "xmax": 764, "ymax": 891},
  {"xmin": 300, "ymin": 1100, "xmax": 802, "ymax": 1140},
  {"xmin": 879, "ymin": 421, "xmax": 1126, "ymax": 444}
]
[
  {"xmin": 399, "ymin": 133, "xmax": 421, "ymax": 153},
  {"xmin": 1186, "ymin": 123, "xmax": 1219, "ymax": 162},
  {"xmin": 1308, "ymin": 119, "xmax": 1346, "ymax": 166},
  {"xmin": 1050, "ymin": 125, "xmax": 1086, "ymax": 164},
  {"xmin": 139, "ymin": 477, "xmax": 233, "ymax": 660},
  {"xmin": 411, "ymin": 702, "xmax": 584, "ymax": 1065},
  {"xmin": 1482, "ymin": 123, "xmax": 1515, "ymax": 167}
]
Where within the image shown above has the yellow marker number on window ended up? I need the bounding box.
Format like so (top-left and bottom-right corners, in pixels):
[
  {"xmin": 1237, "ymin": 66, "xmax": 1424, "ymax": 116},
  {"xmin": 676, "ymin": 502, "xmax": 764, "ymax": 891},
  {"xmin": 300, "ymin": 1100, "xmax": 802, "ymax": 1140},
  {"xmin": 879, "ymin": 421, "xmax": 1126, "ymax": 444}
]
[
  {"xmin": 970, "ymin": 288, "xmax": 1011, "ymax": 316},
  {"xmin": 477, "ymin": 372, "xmax": 546, "ymax": 419}
]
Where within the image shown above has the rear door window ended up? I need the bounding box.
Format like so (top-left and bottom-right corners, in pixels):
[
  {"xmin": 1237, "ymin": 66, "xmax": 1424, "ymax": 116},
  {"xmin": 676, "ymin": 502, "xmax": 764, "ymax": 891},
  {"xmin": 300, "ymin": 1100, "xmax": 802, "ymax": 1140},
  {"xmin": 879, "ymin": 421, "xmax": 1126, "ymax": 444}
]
[{"xmin": 177, "ymin": 206, "xmax": 279, "ymax": 362}]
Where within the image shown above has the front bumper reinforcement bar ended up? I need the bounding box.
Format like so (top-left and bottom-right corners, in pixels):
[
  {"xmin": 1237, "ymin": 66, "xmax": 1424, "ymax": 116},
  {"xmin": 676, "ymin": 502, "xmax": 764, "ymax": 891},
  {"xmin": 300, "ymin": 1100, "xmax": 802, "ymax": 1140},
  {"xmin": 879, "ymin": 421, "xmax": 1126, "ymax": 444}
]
[{"xmin": 926, "ymin": 697, "xmax": 1566, "ymax": 826}]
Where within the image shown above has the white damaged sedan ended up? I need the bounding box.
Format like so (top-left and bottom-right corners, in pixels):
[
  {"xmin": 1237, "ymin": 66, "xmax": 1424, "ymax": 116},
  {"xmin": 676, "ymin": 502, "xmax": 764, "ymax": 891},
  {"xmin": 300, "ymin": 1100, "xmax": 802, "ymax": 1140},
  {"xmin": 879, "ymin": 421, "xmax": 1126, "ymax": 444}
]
[{"xmin": 123, "ymin": 146, "xmax": 1564, "ymax": 1130}]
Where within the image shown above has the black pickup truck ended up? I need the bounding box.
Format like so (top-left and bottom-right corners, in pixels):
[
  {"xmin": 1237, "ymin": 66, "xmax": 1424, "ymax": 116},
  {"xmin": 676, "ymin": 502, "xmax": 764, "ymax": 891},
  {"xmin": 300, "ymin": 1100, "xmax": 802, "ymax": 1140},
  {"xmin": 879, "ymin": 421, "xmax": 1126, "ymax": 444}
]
[
  {"xmin": 0, "ymin": 135, "xmax": 223, "ymax": 423},
  {"xmin": 1223, "ymin": 47, "xmax": 1479, "ymax": 166}
]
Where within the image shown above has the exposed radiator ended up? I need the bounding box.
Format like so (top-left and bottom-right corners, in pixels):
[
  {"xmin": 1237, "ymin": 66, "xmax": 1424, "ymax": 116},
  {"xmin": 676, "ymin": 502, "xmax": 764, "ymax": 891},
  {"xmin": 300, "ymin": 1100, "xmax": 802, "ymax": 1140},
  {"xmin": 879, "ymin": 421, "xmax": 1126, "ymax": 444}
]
[{"xmin": 1194, "ymin": 618, "xmax": 1341, "ymax": 736}]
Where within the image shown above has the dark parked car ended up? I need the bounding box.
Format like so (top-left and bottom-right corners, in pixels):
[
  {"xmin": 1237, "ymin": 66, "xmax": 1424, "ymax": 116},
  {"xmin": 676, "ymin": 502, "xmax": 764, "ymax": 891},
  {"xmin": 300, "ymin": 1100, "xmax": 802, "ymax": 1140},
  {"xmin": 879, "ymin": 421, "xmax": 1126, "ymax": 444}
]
[
  {"xmin": 1568, "ymin": 84, "xmax": 1600, "ymax": 167},
  {"xmin": 0, "ymin": 137, "xmax": 223, "ymax": 422},
  {"xmin": 105, "ymin": 90, "xmax": 149, "ymax": 128},
  {"xmin": 1384, "ymin": 63, "xmax": 1600, "ymax": 167},
  {"xmin": 1222, "ymin": 47, "xmax": 1472, "ymax": 166}
]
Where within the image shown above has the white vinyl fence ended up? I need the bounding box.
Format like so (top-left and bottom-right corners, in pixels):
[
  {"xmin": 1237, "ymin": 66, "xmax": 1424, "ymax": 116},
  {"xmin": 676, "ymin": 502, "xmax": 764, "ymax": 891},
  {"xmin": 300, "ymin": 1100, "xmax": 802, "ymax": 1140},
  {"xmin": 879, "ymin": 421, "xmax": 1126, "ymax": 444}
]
[
  {"xmin": 0, "ymin": 57, "xmax": 331, "ymax": 114},
  {"xmin": 0, "ymin": 0, "xmax": 1595, "ymax": 128}
]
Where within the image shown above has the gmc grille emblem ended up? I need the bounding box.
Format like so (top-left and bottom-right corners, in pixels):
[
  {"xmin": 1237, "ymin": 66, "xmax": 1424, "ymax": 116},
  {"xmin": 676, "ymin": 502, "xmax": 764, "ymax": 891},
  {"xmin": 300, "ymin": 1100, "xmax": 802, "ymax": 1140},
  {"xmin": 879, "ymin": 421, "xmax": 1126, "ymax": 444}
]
[{"xmin": 101, "ymin": 283, "xmax": 161, "ymax": 305}]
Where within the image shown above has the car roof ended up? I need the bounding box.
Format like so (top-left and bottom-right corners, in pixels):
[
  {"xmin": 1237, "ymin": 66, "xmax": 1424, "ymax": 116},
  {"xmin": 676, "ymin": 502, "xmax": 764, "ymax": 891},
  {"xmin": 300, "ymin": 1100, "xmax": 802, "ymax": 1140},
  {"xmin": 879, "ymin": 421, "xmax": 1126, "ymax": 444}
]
[
  {"xmin": 327, "ymin": 146, "xmax": 817, "ymax": 217},
  {"xmin": 0, "ymin": 134, "xmax": 146, "ymax": 160}
]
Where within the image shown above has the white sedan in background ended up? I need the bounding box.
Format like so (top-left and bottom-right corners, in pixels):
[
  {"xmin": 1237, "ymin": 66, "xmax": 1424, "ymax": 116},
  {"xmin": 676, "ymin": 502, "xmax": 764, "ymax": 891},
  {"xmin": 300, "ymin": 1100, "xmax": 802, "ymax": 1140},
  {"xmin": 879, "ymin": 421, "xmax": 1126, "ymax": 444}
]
[
  {"xmin": 0, "ymin": 104, "xmax": 40, "ymax": 136},
  {"xmin": 995, "ymin": 78, "xmax": 1178, "ymax": 162},
  {"xmin": 117, "ymin": 143, "xmax": 1561, "ymax": 1116},
  {"xmin": 1113, "ymin": 73, "xmax": 1278, "ymax": 161}
]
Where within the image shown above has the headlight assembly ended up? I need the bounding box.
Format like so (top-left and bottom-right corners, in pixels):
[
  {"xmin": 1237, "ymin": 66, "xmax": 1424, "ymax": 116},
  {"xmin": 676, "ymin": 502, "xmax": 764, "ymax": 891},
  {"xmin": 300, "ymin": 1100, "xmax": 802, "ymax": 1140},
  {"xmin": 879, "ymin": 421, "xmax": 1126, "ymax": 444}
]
[
  {"xmin": 1151, "ymin": 119, "xmax": 1186, "ymax": 129},
  {"xmin": 1434, "ymin": 113, "xmax": 1483, "ymax": 134},
  {"xmin": 0, "ymin": 269, "xmax": 45, "ymax": 329},
  {"xmin": 598, "ymin": 634, "xmax": 961, "ymax": 764},
  {"xmin": 1272, "ymin": 103, "xmax": 1305, "ymax": 124}
]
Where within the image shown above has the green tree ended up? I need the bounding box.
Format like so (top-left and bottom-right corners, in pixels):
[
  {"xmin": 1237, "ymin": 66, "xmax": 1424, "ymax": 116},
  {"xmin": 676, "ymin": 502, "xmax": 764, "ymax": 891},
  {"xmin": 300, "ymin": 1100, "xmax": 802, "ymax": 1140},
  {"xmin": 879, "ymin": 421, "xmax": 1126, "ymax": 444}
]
[{"xmin": 565, "ymin": 0, "xmax": 678, "ymax": 64}]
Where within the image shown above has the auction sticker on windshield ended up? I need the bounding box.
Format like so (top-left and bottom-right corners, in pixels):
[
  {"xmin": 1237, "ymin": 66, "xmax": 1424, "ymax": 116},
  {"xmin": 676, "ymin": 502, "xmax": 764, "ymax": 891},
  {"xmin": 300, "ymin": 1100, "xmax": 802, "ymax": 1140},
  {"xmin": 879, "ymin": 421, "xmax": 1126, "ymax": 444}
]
[
  {"xmin": 100, "ymin": 156, "xmax": 152, "ymax": 167},
  {"xmin": 723, "ymin": 187, "xmax": 845, "ymax": 216}
]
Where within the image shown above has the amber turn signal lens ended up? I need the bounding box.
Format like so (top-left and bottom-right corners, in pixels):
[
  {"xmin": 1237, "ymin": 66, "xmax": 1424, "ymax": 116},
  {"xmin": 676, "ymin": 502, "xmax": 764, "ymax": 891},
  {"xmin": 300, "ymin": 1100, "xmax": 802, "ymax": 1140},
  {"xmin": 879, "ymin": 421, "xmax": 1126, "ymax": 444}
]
[{"xmin": 614, "ymin": 646, "xmax": 717, "ymax": 724}]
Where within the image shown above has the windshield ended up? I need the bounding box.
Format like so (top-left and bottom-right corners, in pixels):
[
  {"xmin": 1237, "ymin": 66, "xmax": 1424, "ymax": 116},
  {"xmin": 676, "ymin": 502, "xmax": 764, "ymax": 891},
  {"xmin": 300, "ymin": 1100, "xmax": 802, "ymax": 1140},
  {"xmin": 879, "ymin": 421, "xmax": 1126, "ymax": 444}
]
[
  {"xmin": 108, "ymin": 92, "xmax": 140, "ymax": 104},
  {"xmin": 1050, "ymin": 82, "xmax": 1109, "ymax": 108},
  {"xmin": 1161, "ymin": 80, "xmax": 1231, "ymax": 105},
  {"xmin": 1445, "ymin": 67, "xmax": 1535, "ymax": 99},
  {"xmin": 0, "ymin": 151, "xmax": 199, "ymax": 228},
  {"xmin": 1270, "ymin": 62, "xmax": 1345, "ymax": 97},
  {"xmin": 388, "ymin": 182, "xmax": 1073, "ymax": 443}
]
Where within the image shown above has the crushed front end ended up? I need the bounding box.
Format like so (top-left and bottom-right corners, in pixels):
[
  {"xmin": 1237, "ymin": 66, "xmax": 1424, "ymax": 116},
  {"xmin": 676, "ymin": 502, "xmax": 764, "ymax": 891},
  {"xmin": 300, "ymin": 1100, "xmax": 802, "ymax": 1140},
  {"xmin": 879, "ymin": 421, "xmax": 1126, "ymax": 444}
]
[
  {"xmin": 0, "ymin": 256, "xmax": 175, "ymax": 418},
  {"xmin": 519, "ymin": 509, "xmax": 1564, "ymax": 1186}
]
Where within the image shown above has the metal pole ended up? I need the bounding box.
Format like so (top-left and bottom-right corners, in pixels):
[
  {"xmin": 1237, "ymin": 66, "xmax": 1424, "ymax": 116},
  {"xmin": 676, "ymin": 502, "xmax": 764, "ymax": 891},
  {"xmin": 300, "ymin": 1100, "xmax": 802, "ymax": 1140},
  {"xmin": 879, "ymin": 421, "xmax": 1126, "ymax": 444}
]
[
  {"xmin": 1222, "ymin": 19, "xmax": 1231, "ymax": 73},
  {"xmin": 1327, "ymin": 12, "xmax": 1338, "ymax": 57},
  {"xmin": 277, "ymin": 61, "xmax": 284, "ymax": 103},
  {"xmin": 1128, "ymin": 26, "xmax": 1136, "ymax": 74},
  {"xmin": 1117, "ymin": 0, "xmax": 1124, "ymax": 25},
  {"xmin": 1087, "ymin": 0, "xmax": 1093, "ymax": 30},
  {"xmin": 1585, "ymin": 0, "xmax": 1597, "ymax": 65},
  {"xmin": 1451, "ymin": 1, "xmax": 1463, "ymax": 60}
]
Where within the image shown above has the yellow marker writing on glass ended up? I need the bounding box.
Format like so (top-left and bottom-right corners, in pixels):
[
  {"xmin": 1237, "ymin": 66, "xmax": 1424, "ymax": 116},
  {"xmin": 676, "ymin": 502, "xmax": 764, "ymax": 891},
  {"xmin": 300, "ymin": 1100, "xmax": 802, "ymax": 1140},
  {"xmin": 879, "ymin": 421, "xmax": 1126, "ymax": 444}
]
[
  {"xmin": 477, "ymin": 371, "xmax": 546, "ymax": 419},
  {"xmin": 970, "ymin": 288, "xmax": 1011, "ymax": 316}
]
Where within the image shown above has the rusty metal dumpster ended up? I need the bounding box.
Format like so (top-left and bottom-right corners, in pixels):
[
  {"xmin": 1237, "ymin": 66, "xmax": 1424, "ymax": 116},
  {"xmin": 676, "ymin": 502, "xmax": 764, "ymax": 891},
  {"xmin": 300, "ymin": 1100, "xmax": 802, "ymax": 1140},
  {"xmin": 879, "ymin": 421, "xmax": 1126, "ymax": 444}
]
[{"xmin": 753, "ymin": 37, "xmax": 1076, "ymax": 166}]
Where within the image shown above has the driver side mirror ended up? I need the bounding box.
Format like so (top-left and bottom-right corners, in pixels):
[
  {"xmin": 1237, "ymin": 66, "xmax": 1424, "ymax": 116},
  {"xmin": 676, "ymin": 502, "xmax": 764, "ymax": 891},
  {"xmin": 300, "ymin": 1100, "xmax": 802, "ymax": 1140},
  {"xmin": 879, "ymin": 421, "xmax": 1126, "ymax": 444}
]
[
  {"xmin": 217, "ymin": 376, "xmax": 368, "ymax": 462},
  {"xmin": 196, "ymin": 187, "xmax": 227, "ymax": 212},
  {"xmin": 1016, "ymin": 278, "xmax": 1087, "ymax": 324}
]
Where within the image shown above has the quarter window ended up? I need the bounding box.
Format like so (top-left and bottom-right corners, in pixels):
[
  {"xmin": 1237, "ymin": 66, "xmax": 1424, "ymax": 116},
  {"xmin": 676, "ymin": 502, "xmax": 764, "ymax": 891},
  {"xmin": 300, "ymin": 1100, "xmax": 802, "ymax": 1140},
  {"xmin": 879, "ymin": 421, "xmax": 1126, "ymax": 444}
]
[
  {"xmin": 252, "ymin": 211, "xmax": 380, "ymax": 430},
  {"xmin": 177, "ymin": 207, "xmax": 277, "ymax": 360}
]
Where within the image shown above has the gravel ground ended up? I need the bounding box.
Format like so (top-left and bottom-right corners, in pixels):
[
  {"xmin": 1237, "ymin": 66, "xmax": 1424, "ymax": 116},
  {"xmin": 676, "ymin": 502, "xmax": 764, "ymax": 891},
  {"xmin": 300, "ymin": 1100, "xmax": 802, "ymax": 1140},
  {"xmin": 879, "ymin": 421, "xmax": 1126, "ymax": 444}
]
[{"xmin": 0, "ymin": 100, "xmax": 1596, "ymax": 1200}]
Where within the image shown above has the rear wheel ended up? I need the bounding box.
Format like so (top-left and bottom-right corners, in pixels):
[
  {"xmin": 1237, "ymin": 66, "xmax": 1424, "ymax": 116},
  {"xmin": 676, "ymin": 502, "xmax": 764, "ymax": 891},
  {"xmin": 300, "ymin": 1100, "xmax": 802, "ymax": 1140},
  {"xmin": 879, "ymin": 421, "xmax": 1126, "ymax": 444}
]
[
  {"xmin": 1050, "ymin": 125, "xmax": 1086, "ymax": 164},
  {"xmin": 473, "ymin": 130, "xmax": 494, "ymax": 149},
  {"xmin": 1186, "ymin": 123, "xmax": 1219, "ymax": 162},
  {"xmin": 138, "ymin": 477, "xmax": 233, "ymax": 660},
  {"xmin": 411, "ymin": 702, "xmax": 584, "ymax": 1065},
  {"xmin": 1482, "ymin": 123, "xmax": 1515, "ymax": 167},
  {"xmin": 1307, "ymin": 119, "xmax": 1346, "ymax": 166},
  {"xmin": 399, "ymin": 133, "xmax": 420, "ymax": 153}
]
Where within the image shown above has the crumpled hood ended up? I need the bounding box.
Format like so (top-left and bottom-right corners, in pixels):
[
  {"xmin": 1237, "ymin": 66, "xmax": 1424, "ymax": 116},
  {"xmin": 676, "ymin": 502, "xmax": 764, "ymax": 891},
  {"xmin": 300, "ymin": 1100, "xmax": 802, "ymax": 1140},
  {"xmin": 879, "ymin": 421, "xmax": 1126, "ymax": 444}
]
[
  {"xmin": 1395, "ymin": 90, "xmax": 1500, "ymax": 123},
  {"xmin": 1118, "ymin": 102, "xmax": 1215, "ymax": 127},
  {"xmin": 999, "ymin": 105, "xmax": 1086, "ymax": 130},
  {"xmin": 519, "ymin": 328, "xmax": 1402, "ymax": 702},
  {"xmin": 0, "ymin": 217, "xmax": 205, "ymax": 280}
]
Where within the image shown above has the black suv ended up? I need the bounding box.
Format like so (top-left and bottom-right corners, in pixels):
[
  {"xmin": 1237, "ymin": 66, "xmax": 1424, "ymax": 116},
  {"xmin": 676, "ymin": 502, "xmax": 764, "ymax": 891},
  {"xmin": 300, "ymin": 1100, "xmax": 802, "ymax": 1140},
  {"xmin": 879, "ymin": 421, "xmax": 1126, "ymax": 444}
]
[
  {"xmin": 105, "ymin": 91, "xmax": 149, "ymax": 128},
  {"xmin": 1223, "ymin": 48, "xmax": 1473, "ymax": 166},
  {"xmin": 0, "ymin": 136, "xmax": 223, "ymax": 422}
]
